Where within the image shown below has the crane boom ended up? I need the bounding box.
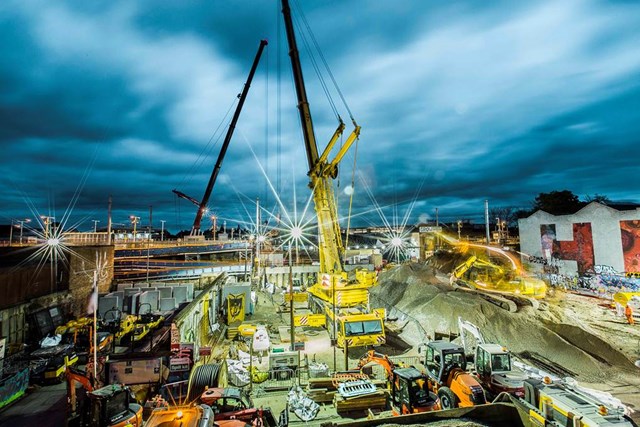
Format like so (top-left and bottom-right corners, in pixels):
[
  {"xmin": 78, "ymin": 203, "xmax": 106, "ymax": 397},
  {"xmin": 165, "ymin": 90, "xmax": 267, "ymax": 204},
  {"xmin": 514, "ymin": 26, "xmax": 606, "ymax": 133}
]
[
  {"xmin": 172, "ymin": 189, "xmax": 201, "ymax": 207},
  {"xmin": 191, "ymin": 39, "xmax": 268, "ymax": 233},
  {"xmin": 281, "ymin": 0, "xmax": 353, "ymax": 274}
]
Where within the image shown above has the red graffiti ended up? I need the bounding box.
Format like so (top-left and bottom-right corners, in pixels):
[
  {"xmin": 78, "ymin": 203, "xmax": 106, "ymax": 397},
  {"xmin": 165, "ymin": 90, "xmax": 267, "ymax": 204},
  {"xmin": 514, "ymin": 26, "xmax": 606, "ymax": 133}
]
[
  {"xmin": 620, "ymin": 220, "xmax": 640, "ymax": 273},
  {"xmin": 540, "ymin": 223, "xmax": 594, "ymax": 275}
]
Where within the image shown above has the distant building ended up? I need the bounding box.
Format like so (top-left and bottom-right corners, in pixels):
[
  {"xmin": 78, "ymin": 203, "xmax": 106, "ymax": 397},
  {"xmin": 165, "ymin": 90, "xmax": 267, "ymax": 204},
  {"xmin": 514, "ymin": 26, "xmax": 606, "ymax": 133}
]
[{"xmin": 518, "ymin": 202, "xmax": 640, "ymax": 276}]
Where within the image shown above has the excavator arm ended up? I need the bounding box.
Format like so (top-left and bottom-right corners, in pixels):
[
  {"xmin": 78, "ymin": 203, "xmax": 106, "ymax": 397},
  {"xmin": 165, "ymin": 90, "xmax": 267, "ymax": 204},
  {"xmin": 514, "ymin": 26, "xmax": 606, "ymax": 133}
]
[{"xmin": 356, "ymin": 349, "xmax": 396, "ymax": 377}]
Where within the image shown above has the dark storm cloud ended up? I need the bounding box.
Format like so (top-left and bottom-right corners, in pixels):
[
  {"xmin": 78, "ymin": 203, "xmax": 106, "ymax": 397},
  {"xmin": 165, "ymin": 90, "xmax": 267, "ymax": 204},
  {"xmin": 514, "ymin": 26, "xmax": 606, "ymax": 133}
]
[{"xmin": 1, "ymin": 0, "xmax": 640, "ymax": 232}]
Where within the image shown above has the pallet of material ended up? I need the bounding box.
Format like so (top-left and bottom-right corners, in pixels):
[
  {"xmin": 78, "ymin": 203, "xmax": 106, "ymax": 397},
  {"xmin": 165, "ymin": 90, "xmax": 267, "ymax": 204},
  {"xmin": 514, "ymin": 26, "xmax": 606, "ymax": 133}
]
[
  {"xmin": 307, "ymin": 377, "xmax": 386, "ymax": 391},
  {"xmin": 306, "ymin": 387, "xmax": 336, "ymax": 404},
  {"xmin": 334, "ymin": 390, "xmax": 387, "ymax": 413}
]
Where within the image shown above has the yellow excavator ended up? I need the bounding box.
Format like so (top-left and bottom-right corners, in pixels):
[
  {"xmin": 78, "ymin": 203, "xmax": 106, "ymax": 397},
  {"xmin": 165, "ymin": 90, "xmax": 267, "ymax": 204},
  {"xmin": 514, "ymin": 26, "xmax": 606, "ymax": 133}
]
[
  {"xmin": 452, "ymin": 254, "xmax": 546, "ymax": 299},
  {"xmin": 281, "ymin": 0, "xmax": 385, "ymax": 350}
]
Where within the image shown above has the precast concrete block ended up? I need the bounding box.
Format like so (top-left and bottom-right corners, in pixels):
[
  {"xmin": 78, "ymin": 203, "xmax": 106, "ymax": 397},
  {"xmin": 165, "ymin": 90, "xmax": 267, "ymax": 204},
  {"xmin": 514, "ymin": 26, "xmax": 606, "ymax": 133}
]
[
  {"xmin": 99, "ymin": 296, "xmax": 120, "ymax": 318},
  {"xmin": 160, "ymin": 298, "xmax": 176, "ymax": 312},
  {"xmin": 156, "ymin": 287, "xmax": 172, "ymax": 299},
  {"xmin": 173, "ymin": 286, "xmax": 188, "ymax": 305},
  {"xmin": 139, "ymin": 290, "xmax": 160, "ymax": 312}
]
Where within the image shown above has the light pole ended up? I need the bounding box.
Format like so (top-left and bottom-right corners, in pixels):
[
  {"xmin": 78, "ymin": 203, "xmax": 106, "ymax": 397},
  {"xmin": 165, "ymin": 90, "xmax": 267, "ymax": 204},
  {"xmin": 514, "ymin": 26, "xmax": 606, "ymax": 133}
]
[
  {"xmin": 211, "ymin": 216, "xmax": 217, "ymax": 240},
  {"xmin": 160, "ymin": 220, "xmax": 166, "ymax": 241},
  {"xmin": 457, "ymin": 220, "xmax": 462, "ymax": 241},
  {"xmin": 289, "ymin": 244, "xmax": 294, "ymax": 351},
  {"xmin": 40, "ymin": 216, "xmax": 55, "ymax": 240},
  {"xmin": 130, "ymin": 216, "xmax": 140, "ymax": 242},
  {"xmin": 92, "ymin": 220, "xmax": 100, "ymax": 232},
  {"xmin": 18, "ymin": 219, "xmax": 30, "ymax": 244}
]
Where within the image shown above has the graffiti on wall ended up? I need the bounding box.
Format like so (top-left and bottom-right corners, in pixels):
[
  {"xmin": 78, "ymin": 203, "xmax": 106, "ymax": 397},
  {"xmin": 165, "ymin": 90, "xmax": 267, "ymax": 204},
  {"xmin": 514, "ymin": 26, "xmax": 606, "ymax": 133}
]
[
  {"xmin": 0, "ymin": 368, "xmax": 29, "ymax": 410},
  {"xmin": 620, "ymin": 220, "xmax": 640, "ymax": 273},
  {"xmin": 539, "ymin": 223, "xmax": 594, "ymax": 275}
]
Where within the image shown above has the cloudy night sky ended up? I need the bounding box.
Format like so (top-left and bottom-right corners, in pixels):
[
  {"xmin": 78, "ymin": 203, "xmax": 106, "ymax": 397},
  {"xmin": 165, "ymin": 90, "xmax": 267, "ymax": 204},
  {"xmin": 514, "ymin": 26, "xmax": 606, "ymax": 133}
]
[{"xmin": 1, "ymin": 0, "xmax": 639, "ymax": 234}]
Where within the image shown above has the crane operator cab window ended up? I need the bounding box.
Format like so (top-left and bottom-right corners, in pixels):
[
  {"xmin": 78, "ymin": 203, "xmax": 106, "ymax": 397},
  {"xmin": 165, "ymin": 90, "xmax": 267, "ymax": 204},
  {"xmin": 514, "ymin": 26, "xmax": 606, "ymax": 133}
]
[{"xmin": 343, "ymin": 319, "xmax": 383, "ymax": 337}]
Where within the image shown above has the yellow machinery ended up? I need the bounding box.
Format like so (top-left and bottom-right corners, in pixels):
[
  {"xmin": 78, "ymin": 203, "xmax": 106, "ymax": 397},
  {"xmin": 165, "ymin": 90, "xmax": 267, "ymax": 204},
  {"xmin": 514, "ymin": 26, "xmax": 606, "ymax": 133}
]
[
  {"xmin": 281, "ymin": 0, "xmax": 385, "ymax": 349},
  {"xmin": 512, "ymin": 377, "xmax": 635, "ymax": 427},
  {"xmin": 452, "ymin": 255, "xmax": 546, "ymax": 299}
]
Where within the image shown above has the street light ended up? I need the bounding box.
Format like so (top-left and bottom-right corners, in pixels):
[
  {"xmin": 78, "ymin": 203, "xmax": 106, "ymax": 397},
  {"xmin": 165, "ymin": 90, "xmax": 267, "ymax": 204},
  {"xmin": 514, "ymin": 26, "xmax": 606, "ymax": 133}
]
[
  {"xmin": 130, "ymin": 216, "xmax": 140, "ymax": 242},
  {"xmin": 9, "ymin": 219, "xmax": 30, "ymax": 246},
  {"xmin": 211, "ymin": 216, "xmax": 217, "ymax": 240},
  {"xmin": 40, "ymin": 216, "xmax": 55, "ymax": 239},
  {"xmin": 160, "ymin": 220, "xmax": 166, "ymax": 241},
  {"xmin": 92, "ymin": 220, "xmax": 100, "ymax": 232}
]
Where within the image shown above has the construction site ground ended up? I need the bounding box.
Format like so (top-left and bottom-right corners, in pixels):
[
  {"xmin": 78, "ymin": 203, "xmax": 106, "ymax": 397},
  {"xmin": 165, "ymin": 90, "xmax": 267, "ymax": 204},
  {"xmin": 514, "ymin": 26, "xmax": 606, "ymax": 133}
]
[
  {"xmin": 242, "ymin": 262, "xmax": 640, "ymax": 425},
  {"xmin": 3, "ymin": 261, "xmax": 639, "ymax": 426}
]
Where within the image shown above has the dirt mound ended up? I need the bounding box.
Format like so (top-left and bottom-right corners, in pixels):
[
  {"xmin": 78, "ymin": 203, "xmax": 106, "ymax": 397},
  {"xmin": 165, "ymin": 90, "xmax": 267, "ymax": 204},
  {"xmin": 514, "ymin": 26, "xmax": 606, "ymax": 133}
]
[{"xmin": 372, "ymin": 262, "xmax": 637, "ymax": 386}]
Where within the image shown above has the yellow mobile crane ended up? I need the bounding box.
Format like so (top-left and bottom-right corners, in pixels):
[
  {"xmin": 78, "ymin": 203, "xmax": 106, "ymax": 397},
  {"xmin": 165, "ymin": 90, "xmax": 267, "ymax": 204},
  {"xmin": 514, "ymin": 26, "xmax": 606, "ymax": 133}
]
[{"xmin": 281, "ymin": 0, "xmax": 384, "ymax": 349}]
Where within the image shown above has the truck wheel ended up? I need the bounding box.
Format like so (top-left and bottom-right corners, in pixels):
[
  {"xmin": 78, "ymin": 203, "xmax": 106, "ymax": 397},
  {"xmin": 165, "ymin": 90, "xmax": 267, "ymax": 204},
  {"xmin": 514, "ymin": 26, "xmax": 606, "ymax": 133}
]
[{"xmin": 437, "ymin": 387, "xmax": 458, "ymax": 409}]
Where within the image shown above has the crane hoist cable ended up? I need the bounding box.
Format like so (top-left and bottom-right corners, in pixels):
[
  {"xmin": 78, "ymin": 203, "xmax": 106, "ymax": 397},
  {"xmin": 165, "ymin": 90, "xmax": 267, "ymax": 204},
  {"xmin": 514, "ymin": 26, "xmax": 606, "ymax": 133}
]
[
  {"xmin": 293, "ymin": 0, "xmax": 356, "ymax": 123},
  {"xmin": 343, "ymin": 135, "xmax": 360, "ymax": 255},
  {"xmin": 174, "ymin": 96, "xmax": 238, "ymax": 191},
  {"xmin": 293, "ymin": 16, "xmax": 339, "ymax": 122}
]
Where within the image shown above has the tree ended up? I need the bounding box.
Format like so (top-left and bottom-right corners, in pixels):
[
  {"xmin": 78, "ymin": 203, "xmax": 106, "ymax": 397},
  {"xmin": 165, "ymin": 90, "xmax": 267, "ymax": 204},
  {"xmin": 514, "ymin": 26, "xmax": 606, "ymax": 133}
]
[
  {"xmin": 584, "ymin": 194, "xmax": 611, "ymax": 205},
  {"xmin": 489, "ymin": 207, "xmax": 517, "ymax": 227},
  {"xmin": 532, "ymin": 190, "xmax": 584, "ymax": 215}
]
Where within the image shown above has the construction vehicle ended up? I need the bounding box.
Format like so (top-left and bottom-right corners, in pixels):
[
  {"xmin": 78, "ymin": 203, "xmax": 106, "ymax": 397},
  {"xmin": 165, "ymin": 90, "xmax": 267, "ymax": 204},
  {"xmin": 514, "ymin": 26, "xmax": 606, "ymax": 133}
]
[
  {"xmin": 59, "ymin": 324, "xmax": 114, "ymax": 361},
  {"xmin": 66, "ymin": 367, "xmax": 143, "ymax": 427},
  {"xmin": 281, "ymin": 0, "xmax": 385, "ymax": 350},
  {"xmin": 508, "ymin": 377, "xmax": 637, "ymax": 427},
  {"xmin": 173, "ymin": 39, "xmax": 267, "ymax": 235},
  {"xmin": 419, "ymin": 341, "xmax": 487, "ymax": 409},
  {"xmin": 29, "ymin": 343, "xmax": 79, "ymax": 383},
  {"xmin": 452, "ymin": 254, "xmax": 546, "ymax": 299},
  {"xmin": 200, "ymin": 387, "xmax": 280, "ymax": 426},
  {"xmin": 355, "ymin": 350, "xmax": 440, "ymax": 415},
  {"xmin": 101, "ymin": 308, "xmax": 137, "ymax": 345},
  {"xmin": 458, "ymin": 317, "xmax": 526, "ymax": 399}
]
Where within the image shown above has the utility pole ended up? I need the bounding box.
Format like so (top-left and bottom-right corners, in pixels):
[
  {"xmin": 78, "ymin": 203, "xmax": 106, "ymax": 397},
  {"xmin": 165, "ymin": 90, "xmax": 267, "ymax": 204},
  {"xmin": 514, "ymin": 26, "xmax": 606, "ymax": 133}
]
[
  {"xmin": 107, "ymin": 195, "xmax": 112, "ymax": 245},
  {"xmin": 160, "ymin": 220, "xmax": 166, "ymax": 241},
  {"xmin": 19, "ymin": 219, "xmax": 30, "ymax": 244},
  {"xmin": 255, "ymin": 198, "xmax": 261, "ymax": 282},
  {"xmin": 147, "ymin": 207, "xmax": 152, "ymax": 283},
  {"xmin": 289, "ymin": 247, "xmax": 295, "ymax": 351},
  {"xmin": 484, "ymin": 200, "xmax": 490, "ymax": 245}
]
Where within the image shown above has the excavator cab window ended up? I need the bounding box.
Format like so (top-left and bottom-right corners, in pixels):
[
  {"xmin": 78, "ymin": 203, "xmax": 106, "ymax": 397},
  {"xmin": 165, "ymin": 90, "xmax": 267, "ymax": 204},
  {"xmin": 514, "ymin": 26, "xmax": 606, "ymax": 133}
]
[
  {"xmin": 443, "ymin": 352, "xmax": 466, "ymax": 375},
  {"xmin": 491, "ymin": 353, "xmax": 510, "ymax": 372},
  {"xmin": 425, "ymin": 347, "xmax": 439, "ymax": 376}
]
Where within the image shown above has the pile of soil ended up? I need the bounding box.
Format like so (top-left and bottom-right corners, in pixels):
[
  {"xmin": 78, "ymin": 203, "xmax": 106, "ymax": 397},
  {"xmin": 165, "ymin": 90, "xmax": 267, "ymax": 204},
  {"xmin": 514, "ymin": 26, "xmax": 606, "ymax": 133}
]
[{"xmin": 371, "ymin": 260, "xmax": 640, "ymax": 411}]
